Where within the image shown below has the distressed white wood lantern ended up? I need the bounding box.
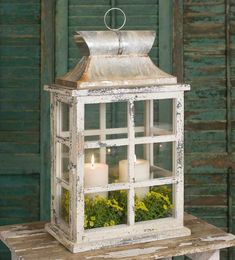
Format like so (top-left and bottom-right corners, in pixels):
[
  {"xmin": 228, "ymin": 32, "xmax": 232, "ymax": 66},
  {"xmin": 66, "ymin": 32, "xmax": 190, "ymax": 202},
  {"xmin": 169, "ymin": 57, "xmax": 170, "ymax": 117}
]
[{"xmin": 44, "ymin": 17, "xmax": 191, "ymax": 253}]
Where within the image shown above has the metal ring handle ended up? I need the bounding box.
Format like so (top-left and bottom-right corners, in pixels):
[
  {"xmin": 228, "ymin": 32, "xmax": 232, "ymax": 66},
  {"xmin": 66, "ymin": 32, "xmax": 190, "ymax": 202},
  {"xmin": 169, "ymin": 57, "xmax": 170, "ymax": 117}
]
[{"xmin": 104, "ymin": 8, "xmax": 126, "ymax": 31}]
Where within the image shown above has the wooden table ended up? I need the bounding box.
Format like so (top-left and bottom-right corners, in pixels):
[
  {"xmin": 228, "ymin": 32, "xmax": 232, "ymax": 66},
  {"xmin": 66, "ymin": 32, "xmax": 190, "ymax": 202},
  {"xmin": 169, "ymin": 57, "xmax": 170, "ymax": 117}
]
[{"xmin": 0, "ymin": 214, "xmax": 235, "ymax": 260}]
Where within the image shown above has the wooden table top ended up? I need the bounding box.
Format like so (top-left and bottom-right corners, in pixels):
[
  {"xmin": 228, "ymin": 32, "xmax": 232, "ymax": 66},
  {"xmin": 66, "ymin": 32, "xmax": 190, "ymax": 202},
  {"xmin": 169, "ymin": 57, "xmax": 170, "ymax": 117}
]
[{"xmin": 0, "ymin": 214, "xmax": 235, "ymax": 259}]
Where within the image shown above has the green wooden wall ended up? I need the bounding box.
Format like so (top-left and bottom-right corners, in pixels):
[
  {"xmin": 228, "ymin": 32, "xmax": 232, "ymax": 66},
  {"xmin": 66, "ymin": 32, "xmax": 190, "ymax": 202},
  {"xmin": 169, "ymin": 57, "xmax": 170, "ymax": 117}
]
[
  {"xmin": 183, "ymin": 0, "xmax": 232, "ymax": 226},
  {"xmin": 0, "ymin": 0, "xmax": 41, "ymax": 258},
  {"xmin": 182, "ymin": 0, "xmax": 235, "ymax": 259},
  {"xmin": 0, "ymin": 0, "xmax": 234, "ymax": 259}
]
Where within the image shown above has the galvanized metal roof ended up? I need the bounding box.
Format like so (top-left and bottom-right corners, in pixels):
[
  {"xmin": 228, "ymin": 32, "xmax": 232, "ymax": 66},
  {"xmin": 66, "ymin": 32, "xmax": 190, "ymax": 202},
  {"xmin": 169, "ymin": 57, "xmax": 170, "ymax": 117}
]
[{"xmin": 56, "ymin": 31, "xmax": 177, "ymax": 89}]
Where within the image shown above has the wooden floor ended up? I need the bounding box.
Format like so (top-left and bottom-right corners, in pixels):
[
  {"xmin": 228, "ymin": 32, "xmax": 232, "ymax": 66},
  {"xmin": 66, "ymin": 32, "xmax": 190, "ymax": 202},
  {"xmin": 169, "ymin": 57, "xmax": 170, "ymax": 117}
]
[{"xmin": 0, "ymin": 214, "xmax": 235, "ymax": 259}]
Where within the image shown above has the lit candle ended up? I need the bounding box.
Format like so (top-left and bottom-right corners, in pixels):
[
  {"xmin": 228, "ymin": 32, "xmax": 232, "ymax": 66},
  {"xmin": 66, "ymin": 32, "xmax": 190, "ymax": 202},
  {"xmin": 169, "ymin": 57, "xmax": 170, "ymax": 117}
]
[
  {"xmin": 85, "ymin": 154, "xmax": 109, "ymax": 199},
  {"xmin": 119, "ymin": 156, "xmax": 150, "ymax": 199}
]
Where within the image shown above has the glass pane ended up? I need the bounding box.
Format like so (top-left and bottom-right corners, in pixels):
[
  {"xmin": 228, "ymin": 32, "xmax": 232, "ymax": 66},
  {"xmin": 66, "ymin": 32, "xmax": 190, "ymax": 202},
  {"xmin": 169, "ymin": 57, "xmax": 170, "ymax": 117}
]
[
  {"xmin": 134, "ymin": 101, "xmax": 145, "ymax": 137},
  {"xmin": 60, "ymin": 187, "xmax": 70, "ymax": 224},
  {"xmin": 106, "ymin": 102, "xmax": 128, "ymax": 140},
  {"xmin": 84, "ymin": 190, "xmax": 127, "ymax": 229},
  {"xmin": 108, "ymin": 146, "xmax": 128, "ymax": 183},
  {"xmin": 85, "ymin": 135, "xmax": 100, "ymax": 142},
  {"xmin": 135, "ymin": 184, "xmax": 173, "ymax": 222},
  {"xmin": 59, "ymin": 102, "xmax": 69, "ymax": 133},
  {"xmin": 153, "ymin": 142, "xmax": 173, "ymax": 175},
  {"xmin": 61, "ymin": 144, "xmax": 69, "ymax": 182},
  {"xmin": 153, "ymin": 99, "xmax": 173, "ymax": 135},
  {"xmin": 135, "ymin": 143, "xmax": 173, "ymax": 181},
  {"xmin": 84, "ymin": 146, "xmax": 128, "ymax": 187},
  {"xmin": 85, "ymin": 104, "xmax": 99, "ymax": 130},
  {"xmin": 106, "ymin": 102, "xmax": 127, "ymax": 128},
  {"xmin": 84, "ymin": 102, "xmax": 128, "ymax": 141},
  {"xmin": 84, "ymin": 151, "xmax": 108, "ymax": 199},
  {"xmin": 134, "ymin": 99, "xmax": 173, "ymax": 137}
]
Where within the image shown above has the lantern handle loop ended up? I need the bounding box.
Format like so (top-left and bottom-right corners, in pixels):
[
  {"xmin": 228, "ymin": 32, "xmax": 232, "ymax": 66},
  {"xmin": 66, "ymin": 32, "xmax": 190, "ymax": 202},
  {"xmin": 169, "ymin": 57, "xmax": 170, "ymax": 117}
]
[{"xmin": 104, "ymin": 8, "xmax": 126, "ymax": 31}]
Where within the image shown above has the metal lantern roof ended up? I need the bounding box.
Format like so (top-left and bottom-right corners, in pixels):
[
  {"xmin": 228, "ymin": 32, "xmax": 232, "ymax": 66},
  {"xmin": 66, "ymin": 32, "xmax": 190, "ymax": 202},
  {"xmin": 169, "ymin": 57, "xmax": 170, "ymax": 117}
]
[{"xmin": 56, "ymin": 31, "xmax": 177, "ymax": 89}]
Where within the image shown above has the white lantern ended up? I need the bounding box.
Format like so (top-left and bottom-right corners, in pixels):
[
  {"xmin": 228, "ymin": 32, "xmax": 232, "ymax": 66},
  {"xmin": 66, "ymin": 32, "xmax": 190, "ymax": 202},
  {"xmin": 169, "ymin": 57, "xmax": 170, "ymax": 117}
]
[{"xmin": 45, "ymin": 13, "xmax": 190, "ymax": 253}]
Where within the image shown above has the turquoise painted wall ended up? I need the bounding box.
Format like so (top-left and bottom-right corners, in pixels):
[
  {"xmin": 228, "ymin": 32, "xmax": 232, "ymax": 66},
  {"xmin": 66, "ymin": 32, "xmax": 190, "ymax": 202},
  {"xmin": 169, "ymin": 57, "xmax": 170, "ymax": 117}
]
[{"xmin": 0, "ymin": 0, "xmax": 41, "ymax": 258}]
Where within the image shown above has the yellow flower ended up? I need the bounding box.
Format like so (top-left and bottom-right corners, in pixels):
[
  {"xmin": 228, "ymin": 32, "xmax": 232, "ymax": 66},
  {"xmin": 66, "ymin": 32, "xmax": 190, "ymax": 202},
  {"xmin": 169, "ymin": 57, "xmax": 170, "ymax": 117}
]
[
  {"xmin": 135, "ymin": 199, "xmax": 148, "ymax": 212},
  {"xmin": 84, "ymin": 215, "xmax": 88, "ymax": 228},
  {"xmin": 109, "ymin": 220, "xmax": 116, "ymax": 226},
  {"xmin": 107, "ymin": 199, "xmax": 123, "ymax": 212}
]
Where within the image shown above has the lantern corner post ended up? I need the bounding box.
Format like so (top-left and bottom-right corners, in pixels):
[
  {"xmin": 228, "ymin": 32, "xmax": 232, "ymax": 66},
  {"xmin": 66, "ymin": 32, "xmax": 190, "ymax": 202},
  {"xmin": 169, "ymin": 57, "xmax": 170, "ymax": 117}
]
[
  {"xmin": 70, "ymin": 97, "xmax": 85, "ymax": 243},
  {"xmin": 127, "ymin": 100, "xmax": 135, "ymax": 226},
  {"xmin": 50, "ymin": 93, "xmax": 59, "ymax": 225},
  {"xmin": 173, "ymin": 93, "xmax": 185, "ymax": 225}
]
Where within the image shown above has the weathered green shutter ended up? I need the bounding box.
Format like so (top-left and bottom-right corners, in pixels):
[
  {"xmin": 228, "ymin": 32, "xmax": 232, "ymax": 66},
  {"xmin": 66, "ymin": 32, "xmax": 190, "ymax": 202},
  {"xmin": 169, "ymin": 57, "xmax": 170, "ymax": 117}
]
[
  {"xmin": 0, "ymin": 0, "xmax": 41, "ymax": 257},
  {"xmin": 183, "ymin": 1, "xmax": 235, "ymax": 259},
  {"xmin": 232, "ymin": 0, "xmax": 235, "ymax": 147}
]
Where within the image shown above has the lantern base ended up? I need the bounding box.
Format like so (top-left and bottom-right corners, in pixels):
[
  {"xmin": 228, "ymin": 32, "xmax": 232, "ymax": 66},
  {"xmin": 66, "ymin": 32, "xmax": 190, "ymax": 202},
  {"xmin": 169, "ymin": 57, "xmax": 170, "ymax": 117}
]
[{"xmin": 45, "ymin": 222, "xmax": 191, "ymax": 253}]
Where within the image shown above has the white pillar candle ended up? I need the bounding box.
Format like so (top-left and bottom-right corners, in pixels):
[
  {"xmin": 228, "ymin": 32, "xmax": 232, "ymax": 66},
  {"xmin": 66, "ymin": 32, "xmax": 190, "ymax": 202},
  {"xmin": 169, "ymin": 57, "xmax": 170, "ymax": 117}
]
[
  {"xmin": 85, "ymin": 155, "xmax": 109, "ymax": 199},
  {"xmin": 119, "ymin": 157, "xmax": 150, "ymax": 199}
]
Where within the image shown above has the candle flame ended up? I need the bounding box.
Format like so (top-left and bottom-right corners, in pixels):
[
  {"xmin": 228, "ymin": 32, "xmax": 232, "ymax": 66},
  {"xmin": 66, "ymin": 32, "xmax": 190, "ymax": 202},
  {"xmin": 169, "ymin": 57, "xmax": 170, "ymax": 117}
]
[{"xmin": 91, "ymin": 154, "xmax": 95, "ymax": 168}]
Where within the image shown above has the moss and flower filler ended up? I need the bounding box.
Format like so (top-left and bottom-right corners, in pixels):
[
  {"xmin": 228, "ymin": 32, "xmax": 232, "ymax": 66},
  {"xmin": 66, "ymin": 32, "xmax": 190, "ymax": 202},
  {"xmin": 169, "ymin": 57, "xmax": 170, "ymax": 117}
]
[{"xmin": 62, "ymin": 185, "xmax": 173, "ymax": 229}]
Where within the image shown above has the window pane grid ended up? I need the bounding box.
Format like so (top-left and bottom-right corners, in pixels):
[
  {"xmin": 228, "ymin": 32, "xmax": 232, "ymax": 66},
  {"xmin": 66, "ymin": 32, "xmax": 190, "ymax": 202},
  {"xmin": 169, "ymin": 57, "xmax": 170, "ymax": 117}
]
[
  {"xmin": 84, "ymin": 183, "xmax": 130, "ymax": 194},
  {"xmin": 83, "ymin": 176, "xmax": 177, "ymax": 194},
  {"xmin": 84, "ymin": 136, "xmax": 177, "ymax": 150},
  {"xmin": 135, "ymin": 135, "xmax": 176, "ymax": 145},
  {"xmin": 84, "ymin": 138, "xmax": 129, "ymax": 149}
]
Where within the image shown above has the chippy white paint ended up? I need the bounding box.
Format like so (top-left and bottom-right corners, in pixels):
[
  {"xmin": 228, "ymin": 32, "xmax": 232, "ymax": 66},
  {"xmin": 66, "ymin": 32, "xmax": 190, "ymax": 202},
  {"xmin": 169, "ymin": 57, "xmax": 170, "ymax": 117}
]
[
  {"xmin": 179, "ymin": 242, "xmax": 193, "ymax": 247},
  {"xmin": 44, "ymin": 29, "xmax": 191, "ymax": 253},
  {"xmin": 200, "ymin": 234, "xmax": 235, "ymax": 242},
  {"xmin": 85, "ymin": 246, "xmax": 168, "ymax": 259}
]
